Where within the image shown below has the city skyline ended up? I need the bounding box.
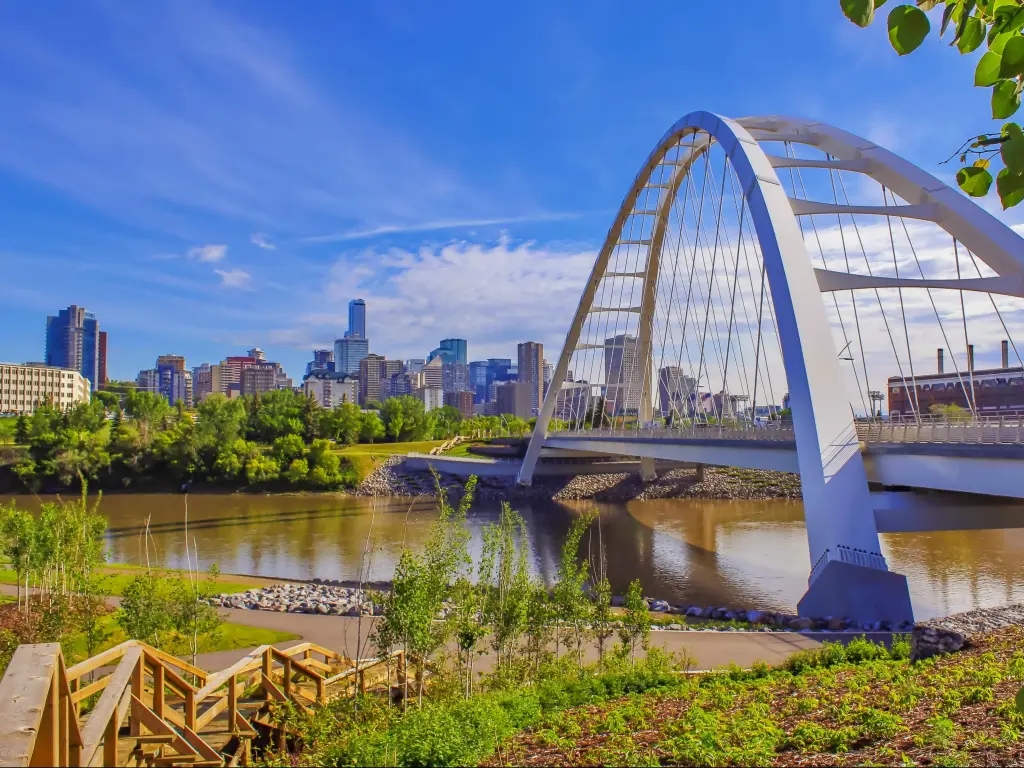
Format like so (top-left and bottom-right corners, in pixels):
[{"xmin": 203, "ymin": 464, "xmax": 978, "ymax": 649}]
[{"xmin": 2, "ymin": 3, "xmax": 1022, "ymax": 384}]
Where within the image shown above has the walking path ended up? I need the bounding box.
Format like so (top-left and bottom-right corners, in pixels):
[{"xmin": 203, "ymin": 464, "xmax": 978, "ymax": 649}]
[{"xmin": 0, "ymin": 582, "xmax": 893, "ymax": 674}]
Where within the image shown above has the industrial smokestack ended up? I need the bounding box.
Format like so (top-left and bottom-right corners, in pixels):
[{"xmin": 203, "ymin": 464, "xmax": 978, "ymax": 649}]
[
  {"xmin": 1003, "ymin": 340, "xmax": 1010, "ymax": 370},
  {"xmin": 968, "ymin": 344, "xmax": 975, "ymax": 373},
  {"xmin": 937, "ymin": 348, "xmax": 944, "ymax": 374}
]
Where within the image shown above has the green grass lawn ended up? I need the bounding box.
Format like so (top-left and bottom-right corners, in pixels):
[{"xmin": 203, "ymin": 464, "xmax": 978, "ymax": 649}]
[
  {"xmin": 335, "ymin": 440, "xmax": 447, "ymax": 482},
  {"xmin": 64, "ymin": 614, "xmax": 298, "ymax": 664},
  {"xmin": 440, "ymin": 440, "xmax": 490, "ymax": 457},
  {"xmin": 0, "ymin": 563, "xmax": 270, "ymax": 597}
]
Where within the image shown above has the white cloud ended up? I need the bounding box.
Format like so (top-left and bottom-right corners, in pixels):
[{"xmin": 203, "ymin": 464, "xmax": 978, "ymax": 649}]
[
  {"xmin": 302, "ymin": 211, "xmax": 595, "ymax": 244},
  {"xmin": 250, "ymin": 232, "xmax": 276, "ymax": 250},
  {"xmin": 188, "ymin": 244, "xmax": 228, "ymax": 262},
  {"xmin": 214, "ymin": 268, "xmax": 252, "ymax": 289},
  {"xmin": 275, "ymin": 235, "xmax": 596, "ymax": 359}
]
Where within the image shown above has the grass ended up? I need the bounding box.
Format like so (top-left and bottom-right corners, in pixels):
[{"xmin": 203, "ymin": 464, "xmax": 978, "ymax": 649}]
[
  {"xmin": 334, "ymin": 440, "xmax": 447, "ymax": 482},
  {"xmin": 64, "ymin": 613, "xmax": 298, "ymax": 664},
  {"xmin": 441, "ymin": 441, "xmax": 491, "ymax": 458},
  {"xmin": 0, "ymin": 562, "xmax": 271, "ymax": 597}
]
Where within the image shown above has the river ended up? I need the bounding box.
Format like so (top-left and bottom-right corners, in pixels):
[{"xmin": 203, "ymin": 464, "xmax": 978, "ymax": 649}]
[{"xmin": 5, "ymin": 492, "xmax": 1024, "ymax": 621}]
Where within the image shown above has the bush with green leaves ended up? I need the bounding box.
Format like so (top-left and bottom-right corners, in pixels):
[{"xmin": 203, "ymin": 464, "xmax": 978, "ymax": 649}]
[{"xmin": 841, "ymin": 0, "xmax": 1024, "ymax": 208}]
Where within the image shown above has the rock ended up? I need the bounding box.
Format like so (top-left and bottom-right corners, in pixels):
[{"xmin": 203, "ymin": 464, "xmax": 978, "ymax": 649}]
[
  {"xmin": 685, "ymin": 606, "xmax": 703, "ymax": 617},
  {"xmin": 787, "ymin": 617, "xmax": 812, "ymax": 631},
  {"xmin": 745, "ymin": 610, "xmax": 765, "ymax": 624},
  {"xmin": 723, "ymin": 610, "xmax": 736, "ymax": 621},
  {"xmin": 911, "ymin": 625, "xmax": 965, "ymax": 662},
  {"xmin": 649, "ymin": 600, "xmax": 671, "ymax": 614},
  {"xmin": 701, "ymin": 606, "xmax": 716, "ymax": 619},
  {"xmin": 827, "ymin": 617, "xmax": 846, "ymax": 631},
  {"xmin": 317, "ymin": 603, "xmax": 329, "ymax": 615}
]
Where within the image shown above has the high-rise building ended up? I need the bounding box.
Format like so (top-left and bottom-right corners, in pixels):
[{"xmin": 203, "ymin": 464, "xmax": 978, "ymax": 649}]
[
  {"xmin": 554, "ymin": 380, "xmax": 592, "ymax": 422},
  {"xmin": 416, "ymin": 355, "xmax": 444, "ymax": 389},
  {"xmin": 306, "ymin": 349, "xmax": 335, "ymax": 376},
  {"xmin": 192, "ymin": 364, "xmax": 213, "ymax": 402},
  {"xmin": 156, "ymin": 355, "xmax": 192, "ymax": 406},
  {"xmin": 658, "ymin": 366, "xmax": 697, "ymax": 417},
  {"xmin": 240, "ymin": 363, "xmax": 283, "ymax": 396},
  {"xmin": 517, "ymin": 342, "xmax": 544, "ymax": 416},
  {"xmin": 428, "ymin": 338, "xmax": 467, "ymax": 366},
  {"xmin": 45, "ymin": 305, "xmax": 102, "ymax": 391},
  {"xmin": 346, "ymin": 299, "xmax": 367, "ymax": 339},
  {"xmin": 414, "ymin": 386, "xmax": 444, "ymax": 412},
  {"xmin": 359, "ymin": 354, "xmax": 386, "ymax": 404},
  {"xmin": 247, "ymin": 348, "xmax": 267, "ymax": 362},
  {"xmin": 136, "ymin": 368, "xmax": 159, "ymax": 393},
  {"xmin": 603, "ymin": 334, "xmax": 642, "ymax": 415},
  {"xmin": 495, "ymin": 380, "xmax": 533, "ymax": 420},
  {"xmin": 468, "ymin": 358, "xmax": 514, "ymax": 404},
  {"xmin": 97, "ymin": 331, "xmax": 108, "ymax": 389},
  {"xmin": 443, "ymin": 390, "xmax": 475, "ymax": 419},
  {"xmin": 542, "ymin": 360, "xmax": 553, "ymax": 398},
  {"xmin": 442, "ymin": 362, "xmax": 469, "ymax": 394},
  {"xmin": 334, "ymin": 337, "xmax": 369, "ymax": 377},
  {"xmin": 405, "ymin": 359, "xmax": 426, "ymax": 375},
  {"xmin": 0, "ymin": 362, "xmax": 91, "ymax": 414}
]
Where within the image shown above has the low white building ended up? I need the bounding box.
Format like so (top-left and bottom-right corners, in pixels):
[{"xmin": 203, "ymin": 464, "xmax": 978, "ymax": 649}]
[
  {"xmin": 0, "ymin": 362, "xmax": 91, "ymax": 414},
  {"xmin": 303, "ymin": 371, "xmax": 358, "ymax": 408}
]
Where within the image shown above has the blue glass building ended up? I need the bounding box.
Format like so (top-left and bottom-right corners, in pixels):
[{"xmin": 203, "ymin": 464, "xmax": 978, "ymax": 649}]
[
  {"xmin": 429, "ymin": 338, "xmax": 468, "ymax": 366},
  {"xmin": 45, "ymin": 305, "xmax": 101, "ymax": 390}
]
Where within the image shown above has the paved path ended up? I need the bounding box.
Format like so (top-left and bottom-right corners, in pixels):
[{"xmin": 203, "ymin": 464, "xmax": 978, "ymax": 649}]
[{"xmin": 1, "ymin": 582, "xmax": 892, "ymax": 674}]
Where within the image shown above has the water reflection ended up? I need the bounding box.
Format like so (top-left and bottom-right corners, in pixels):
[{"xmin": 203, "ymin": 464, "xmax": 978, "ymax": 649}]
[{"xmin": 5, "ymin": 493, "xmax": 1024, "ymax": 621}]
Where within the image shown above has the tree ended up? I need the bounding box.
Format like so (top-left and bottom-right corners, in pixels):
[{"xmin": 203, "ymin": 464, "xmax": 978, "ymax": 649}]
[
  {"xmin": 432, "ymin": 405, "xmax": 462, "ymax": 439},
  {"xmin": 618, "ymin": 578, "xmax": 650, "ymax": 665},
  {"xmin": 552, "ymin": 510, "xmax": 596, "ymax": 668},
  {"xmin": 841, "ymin": 0, "xmax": 1024, "ymax": 208},
  {"xmin": 478, "ymin": 503, "xmax": 531, "ymax": 676},
  {"xmin": 93, "ymin": 390, "xmax": 120, "ymax": 410},
  {"xmin": 271, "ymin": 433, "xmax": 306, "ymax": 465},
  {"xmin": 285, "ymin": 458, "xmax": 309, "ymax": 484},
  {"xmin": 359, "ymin": 410, "xmax": 385, "ymax": 443},
  {"xmin": 1, "ymin": 505, "xmax": 36, "ymax": 610},
  {"xmin": 381, "ymin": 396, "xmax": 435, "ymax": 442},
  {"xmin": 15, "ymin": 414, "xmax": 29, "ymax": 444},
  {"xmin": 322, "ymin": 402, "xmax": 362, "ymax": 445}
]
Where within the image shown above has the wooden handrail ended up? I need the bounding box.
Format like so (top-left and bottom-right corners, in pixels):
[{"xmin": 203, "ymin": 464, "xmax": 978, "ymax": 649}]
[{"xmin": 0, "ymin": 640, "xmax": 418, "ymax": 766}]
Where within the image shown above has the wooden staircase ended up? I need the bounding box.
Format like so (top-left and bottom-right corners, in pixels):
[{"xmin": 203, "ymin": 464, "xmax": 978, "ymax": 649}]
[{"xmin": 0, "ymin": 640, "xmax": 413, "ymax": 766}]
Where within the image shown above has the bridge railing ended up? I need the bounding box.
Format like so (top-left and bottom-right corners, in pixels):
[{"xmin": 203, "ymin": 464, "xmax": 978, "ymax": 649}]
[
  {"xmin": 855, "ymin": 414, "xmax": 1024, "ymax": 445},
  {"xmin": 549, "ymin": 413, "xmax": 1023, "ymax": 446},
  {"xmin": 549, "ymin": 423, "xmax": 796, "ymax": 442}
]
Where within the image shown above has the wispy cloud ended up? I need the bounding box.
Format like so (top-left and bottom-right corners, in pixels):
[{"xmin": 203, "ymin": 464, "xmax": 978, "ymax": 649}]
[
  {"xmin": 188, "ymin": 244, "xmax": 228, "ymax": 262},
  {"xmin": 300, "ymin": 211, "xmax": 600, "ymax": 244},
  {"xmin": 214, "ymin": 268, "xmax": 252, "ymax": 289},
  {"xmin": 250, "ymin": 232, "xmax": 276, "ymax": 250}
]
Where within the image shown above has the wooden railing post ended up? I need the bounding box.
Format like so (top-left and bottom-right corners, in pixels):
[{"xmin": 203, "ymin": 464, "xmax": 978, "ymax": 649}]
[
  {"xmin": 184, "ymin": 689, "xmax": 196, "ymax": 731},
  {"xmin": 35, "ymin": 660, "xmax": 59, "ymax": 767},
  {"xmin": 103, "ymin": 708, "xmax": 118, "ymax": 767},
  {"xmin": 282, "ymin": 657, "xmax": 292, "ymax": 699},
  {"xmin": 262, "ymin": 648, "xmax": 272, "ymax": 687},
  {"xmin": 130, "ymin": 654, "xmax": 144, "ymax": 737},
  {"xmin": 152, "ymin": 663, "xmax": 164, "ymax": 720},
  {"xmin": 228, "ymin": 674, "xmax": 238, "ymax": 734}
]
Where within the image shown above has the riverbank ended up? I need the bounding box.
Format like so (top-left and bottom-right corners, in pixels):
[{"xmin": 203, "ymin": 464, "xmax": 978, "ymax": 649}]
[{"xmin": 354, "ymin": 455, "xmax": 802, "ymax": 502}]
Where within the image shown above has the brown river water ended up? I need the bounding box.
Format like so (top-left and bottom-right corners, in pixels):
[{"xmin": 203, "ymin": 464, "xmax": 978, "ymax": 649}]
[{"xmin": 5, "ymin": 493, "xmax": 1024, "ymax": 621}]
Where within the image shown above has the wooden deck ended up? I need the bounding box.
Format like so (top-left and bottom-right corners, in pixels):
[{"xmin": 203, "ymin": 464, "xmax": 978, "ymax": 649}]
[{"xmin": 0, "ymin": 640, "xmax": 412, "ymax": 766}]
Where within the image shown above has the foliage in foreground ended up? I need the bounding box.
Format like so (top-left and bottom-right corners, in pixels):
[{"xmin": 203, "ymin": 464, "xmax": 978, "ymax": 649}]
[
  {"xmin": 258, "ymin": 636, "xmax": 931, "ymax": 768},
  {"xmin": 840, "ymin": 0, "xmax": 1024, "ymax": 209}
]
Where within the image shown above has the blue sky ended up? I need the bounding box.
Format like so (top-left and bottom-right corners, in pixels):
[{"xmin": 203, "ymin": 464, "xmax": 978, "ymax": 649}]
[{"xmin": 0, "ymin": 1, "xmax": 1019, "ymax": 381}]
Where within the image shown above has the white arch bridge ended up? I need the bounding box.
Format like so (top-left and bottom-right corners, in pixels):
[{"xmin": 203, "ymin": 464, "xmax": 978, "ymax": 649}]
[{"xmin": 518, "ymin": 112, "xmax": 1024, "ymax": 625}]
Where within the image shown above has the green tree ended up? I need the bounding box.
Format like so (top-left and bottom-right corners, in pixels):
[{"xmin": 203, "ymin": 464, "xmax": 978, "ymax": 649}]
[
  {"xmin": 284, "ymin": 457, "xmax": 309, "ymax": 484},
  {"xmin": 479, "ymin": 503, "xmax": 531, "ymax": 676},
  {"xmin": 14, "ymin": 414, "xmax": 29, "ymax": 444},
  {"xmin": 322, "ymin": 401, "xmax": 362, "ymax": 445},
  {"xmin": 123, "ymin": 390, "xmax": 172, "ymax": 445},
  {"xmin": 618, "ymin": 578, "xmax": 651, "ymax": 665},
  {"xmin": 381, "ymin": 396, "xmax": 435, "ymax": 442},
  {"xmin": 271, "ymin": 433, "xmax": 306, "ymax": 465},
  {"xmin": 841, "ymin": 0, "xmax": 1024, "ymax": 208},
  {"xmin": 432, "ymin": 405, "xmax": 462, "ymax": 439},
  {"xmin": 0, "ymin": 504, "xmax": 37, "ymax": 610},
  {"xmin": 552, "ymin": 510, "xmax": 596, "ymax": 668},
  {"xmin": 359, "ymin": 410, "xmax": 386, "ymax": 443}
]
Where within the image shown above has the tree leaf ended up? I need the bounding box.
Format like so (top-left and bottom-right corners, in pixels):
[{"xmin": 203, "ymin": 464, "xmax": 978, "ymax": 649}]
[
  {"xmin": 999, "ymin": 34, "xmax": 1024, "ymax": 77},
  {"xmin": 976, "ymin": 50, "xmax": 1004, "ymax": 85},
  {"xmin": 842, "ymin": 0, "xmax": 878, "ymax": 26},
  {"xmin": 917, "ymin": 0, "xmax": 939, "ymax": 10},
  {"xmin": 974, "ymin": 158, "xmax": 991, "ymax": 168},
  {"xmin": 958, "ymin": 16, "xmax": 986, "ymax": 51},
  {"xmin": 996, "ymin": 166, "xmax": 1024, "ymax": 207},
  {"xmin": 1016, "ymin": 686, "xmax": 1024, "ymax": 714},
  {"xmin": 991, "ymin": 30, "xmax": 1017, "ymax": 54},
  {"xmin": 957, "ymin": 165, "xmax": 994, "ymax": 196},
  {"xmin": 889, "ymin": 5, "xmax": 932, "ymax": 54},
  {"xmin": 1001, "ymin": 122, "xmax": 1024, "ymax": 172},
  {"xmin": 941, "ymin": 1, "xmax": 958, "ymax": 37},
  {"xmin": 993, "ymin": 78, "xmax": 1022, "ymax": 117}
]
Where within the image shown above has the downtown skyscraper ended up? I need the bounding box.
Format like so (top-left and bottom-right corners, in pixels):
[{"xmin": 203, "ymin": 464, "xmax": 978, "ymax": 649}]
[{"xmin": 45, "ymin": 304, "xmax": 106, "ymax": 390}]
